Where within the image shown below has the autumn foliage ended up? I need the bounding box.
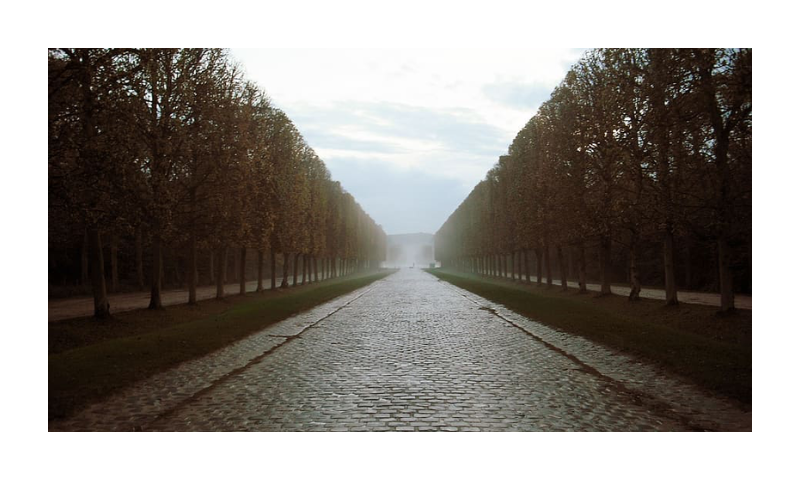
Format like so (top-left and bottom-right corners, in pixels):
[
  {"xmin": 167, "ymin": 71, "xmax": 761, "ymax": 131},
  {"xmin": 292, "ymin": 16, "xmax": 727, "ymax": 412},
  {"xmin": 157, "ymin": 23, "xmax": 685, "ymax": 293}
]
[
  {"xmin": 435, "ymin": 49, "xmax": 751, "ymax": 312},
  {"xmin": 49, "ymin": 48, "xmax": 387, "ymax": 318}
]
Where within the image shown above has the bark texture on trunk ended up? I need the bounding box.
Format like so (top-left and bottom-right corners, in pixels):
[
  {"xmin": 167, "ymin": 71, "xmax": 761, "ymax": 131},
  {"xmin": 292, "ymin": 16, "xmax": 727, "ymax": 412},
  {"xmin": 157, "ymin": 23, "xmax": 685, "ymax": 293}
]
[
  {"xmin": 664, "ymin": 229, "xmax": 679, "ymax": 305},
  {"xmin": 718, "ymin": 238, "xmax": 735, "ymax": 312}
]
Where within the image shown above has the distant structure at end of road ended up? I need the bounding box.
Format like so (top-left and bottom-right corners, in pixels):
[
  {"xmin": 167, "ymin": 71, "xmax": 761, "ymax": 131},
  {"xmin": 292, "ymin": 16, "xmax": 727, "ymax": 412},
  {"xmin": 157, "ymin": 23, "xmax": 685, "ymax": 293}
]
[{"xmin": 384, "ymin": 233, "xmax": 439, "ymax": 268}]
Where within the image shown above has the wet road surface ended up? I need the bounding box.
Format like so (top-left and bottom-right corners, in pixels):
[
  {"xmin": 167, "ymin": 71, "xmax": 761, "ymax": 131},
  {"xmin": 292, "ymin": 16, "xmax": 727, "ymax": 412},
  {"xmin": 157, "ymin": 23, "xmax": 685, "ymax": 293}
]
[{"xmin": 50, "ymin": 269, "xmax": 750, "ymax": 431}]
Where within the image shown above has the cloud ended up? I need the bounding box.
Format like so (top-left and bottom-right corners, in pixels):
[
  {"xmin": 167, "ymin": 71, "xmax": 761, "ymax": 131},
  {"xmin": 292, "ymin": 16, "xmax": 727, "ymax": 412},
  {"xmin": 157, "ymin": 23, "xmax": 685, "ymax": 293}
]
[
  {"xmin": 482, "ymin": 81, "xmax": 554, "ymax": 111},
  {"xmin": 324, "ymin": 156, "xmax": 473, "ymax": 235},
  {"xmin": 229, "ymin": 49, "xmax": 588, "ymax": 234},
  {"xmin": 289, "ymin": 100, "xmax": 510, "ymax": 167}
]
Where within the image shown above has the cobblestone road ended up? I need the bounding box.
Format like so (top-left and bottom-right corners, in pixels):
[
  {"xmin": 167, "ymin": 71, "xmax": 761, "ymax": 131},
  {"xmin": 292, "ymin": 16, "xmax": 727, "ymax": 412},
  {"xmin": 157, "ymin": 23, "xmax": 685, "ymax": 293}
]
[{"xmin": 51, "ymin": 269, "xmax": 751, "ymax": 432}]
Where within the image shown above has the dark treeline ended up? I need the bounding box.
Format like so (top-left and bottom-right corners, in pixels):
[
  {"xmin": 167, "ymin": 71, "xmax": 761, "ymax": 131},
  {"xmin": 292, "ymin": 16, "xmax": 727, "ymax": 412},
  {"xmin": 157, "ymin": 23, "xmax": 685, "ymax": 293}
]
[
  {"xmin": 435, "ymin": 48, "xmax": 751, "ymax": 312},
  {"xmin": 49, "ymin": 48, "xmax": 387, "ymax": 318}
]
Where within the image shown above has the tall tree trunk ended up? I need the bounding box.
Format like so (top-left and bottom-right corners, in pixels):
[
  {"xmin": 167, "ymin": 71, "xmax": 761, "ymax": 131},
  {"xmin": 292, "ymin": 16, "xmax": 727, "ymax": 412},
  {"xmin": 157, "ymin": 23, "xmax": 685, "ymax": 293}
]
[
  {"xmin": 293, "ymin": 253, "xmax": 300, "ymax": 286},
  {"xmin": 511, "ymin": 251, "xmax": 517, "ymax": 281},
  {"xmin": 239, "ymin": 247, "xmax": 246, "ymax": 295},
  {"xmin": 535, "ymin": 248, "xmax": 543, "ymax": 285},
  {"xmin": 545, "ymin": 244, "xmax": 553, "ymax": 287},
  {"xmin": 216, "ymin": 247, "xmax": 225, "ymax": 299},
  {"xmin": 109, "ymin": 234, "xmax": 119, "ymax": 293},
  {"xmin": 88, "ymin": 227, "xmax": 111, "ymax": 319},
  {"xmin": 718, "ymin": 238, "xmax": 735, "ymax": 312},
  {"xmin": 222, "ymin": 247, "xmax": 228, "ymax": 283},
  {"xmin": 568, "ymin": 248, "xmax": 575, "ymax": 281},
  {"xmin": 187, "ymin": 188, "xmax": 197, "ymax": 304},
  {"xmin": 314, "ymin": 255, "xmax": 319, "ymax": 282},
  {"xmin": 578, "ymin": 241, "xmax": 588, "ymax": 293},
  {"xmin": 664, "ymin": 228, "xmax": 679, "ymax": 305},
  {"xmin": 524, "ymin": 250, "xmax": 531, "ymax": 284},
  {"xmin": 557, "ymin": 245, "xmax": 568, "ymax": 291},
  {"xmin": 81, "ymin": 228, "xmax": 89, "ymax": 286},
  {"xmin": 233, "ymin": 247, "xmax": 240, "ymax": 283},
  {"xmin": 148, "ymin": 236, "xmax": 163, "ymax": 309},
  {"xmin": 188, "ymin": 234, "xmax": 197, "ymax": 305},
  {"xmin": 270, "ymin": 250, "xmax": 277, "ymax": 290},
  {"xmin": 684, "ymin": 238, "xmax": 694, "ymax": 290},
  {"xmin": 599, "ymin": 237, "xmax": 612, "ymax": 295},
  {"xmin": 135, "ymin": 227, "xmax": 144, "ymax": 290},
  {"xmin": 281, "ymin": 253, "xmax": 290, "ymax": 288},
  {"xmin": 209, "ymin": 250, "xmax": 215, "ymax": 286},
  {"xmin": 256, "ymin": 250, "xmax": 264, "ymax": 293},
  {"xmin": 628, "ymin": 237, "xmax": 641, "ymax": 301}
]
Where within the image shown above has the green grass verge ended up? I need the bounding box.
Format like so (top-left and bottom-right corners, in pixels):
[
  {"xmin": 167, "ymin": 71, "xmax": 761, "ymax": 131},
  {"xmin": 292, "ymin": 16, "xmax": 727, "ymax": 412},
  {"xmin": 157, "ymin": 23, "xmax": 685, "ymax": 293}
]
[
  {"xmin": 426, "ymin": 268, "xmax": 751, "ymax": 406},
  {"xmin": 49, "ymin": 270, "xmax": 395, "ymax": 421}
]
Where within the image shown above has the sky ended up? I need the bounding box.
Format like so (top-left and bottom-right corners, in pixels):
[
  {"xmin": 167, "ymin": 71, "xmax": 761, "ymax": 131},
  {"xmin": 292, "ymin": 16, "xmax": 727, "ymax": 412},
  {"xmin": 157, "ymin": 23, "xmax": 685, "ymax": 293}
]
[{"xmin": 229, "ymin": 49, "xmax": 587, "ymax": 236}]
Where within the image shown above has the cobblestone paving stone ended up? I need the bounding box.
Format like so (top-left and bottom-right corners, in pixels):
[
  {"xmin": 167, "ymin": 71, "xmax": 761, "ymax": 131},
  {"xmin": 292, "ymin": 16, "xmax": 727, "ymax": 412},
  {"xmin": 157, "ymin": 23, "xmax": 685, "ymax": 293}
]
[{"xmin": 50, "ymin": 269, "xmax": 751, "ymax": 432}]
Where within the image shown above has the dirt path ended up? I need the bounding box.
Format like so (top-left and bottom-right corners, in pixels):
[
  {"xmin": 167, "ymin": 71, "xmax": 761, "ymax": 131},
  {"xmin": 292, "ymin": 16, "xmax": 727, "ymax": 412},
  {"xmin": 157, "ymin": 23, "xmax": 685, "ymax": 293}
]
[
  {"xmin": 48, "ymin": 272, "xmax": 750, "ymax": 322},
  {"xmin": 500, "ymin": 274, "xmax": 752, "ymax": 310},
  {"xmin": 48, "ymin": 276, "xmax": 297, "ymax": 322}
]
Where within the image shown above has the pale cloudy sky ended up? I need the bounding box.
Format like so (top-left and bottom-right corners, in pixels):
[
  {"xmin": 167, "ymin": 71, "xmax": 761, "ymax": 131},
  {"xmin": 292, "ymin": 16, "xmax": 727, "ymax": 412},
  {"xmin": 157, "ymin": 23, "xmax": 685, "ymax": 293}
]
[{"xmin": 230, "ymin": 49, "xmax": 586, "ymax": 235}]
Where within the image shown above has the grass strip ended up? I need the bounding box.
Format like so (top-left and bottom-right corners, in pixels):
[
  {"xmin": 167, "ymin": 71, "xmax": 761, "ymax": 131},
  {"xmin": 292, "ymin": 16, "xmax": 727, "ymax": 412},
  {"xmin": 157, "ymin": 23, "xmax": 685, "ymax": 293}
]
[
  {"xmin": 49, "ymin": 270, "xmax": 394, "ymax": 421},
  {"xmin": 427, "ymin": 269, "xmax": 751, "ymax": 406}
]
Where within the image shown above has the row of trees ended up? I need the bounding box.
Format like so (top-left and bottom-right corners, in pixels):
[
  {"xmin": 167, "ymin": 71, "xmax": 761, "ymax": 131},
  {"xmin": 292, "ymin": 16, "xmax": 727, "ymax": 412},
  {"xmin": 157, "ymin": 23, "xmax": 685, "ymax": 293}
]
[
  {"xmin": 49, "ymin": 48, "xmax": 386, "ymax": 318},
  {"xmin": 435, "ymin": 48, "xmax": 751, "ymax": 312}
]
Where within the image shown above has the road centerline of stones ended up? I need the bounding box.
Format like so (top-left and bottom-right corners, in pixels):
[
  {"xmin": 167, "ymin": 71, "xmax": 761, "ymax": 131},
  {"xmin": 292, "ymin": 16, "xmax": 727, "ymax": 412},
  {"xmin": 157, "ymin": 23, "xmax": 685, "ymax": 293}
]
[{"xmin": 434, "ymin": 276, "xmax": 707, "ymax": 431}]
